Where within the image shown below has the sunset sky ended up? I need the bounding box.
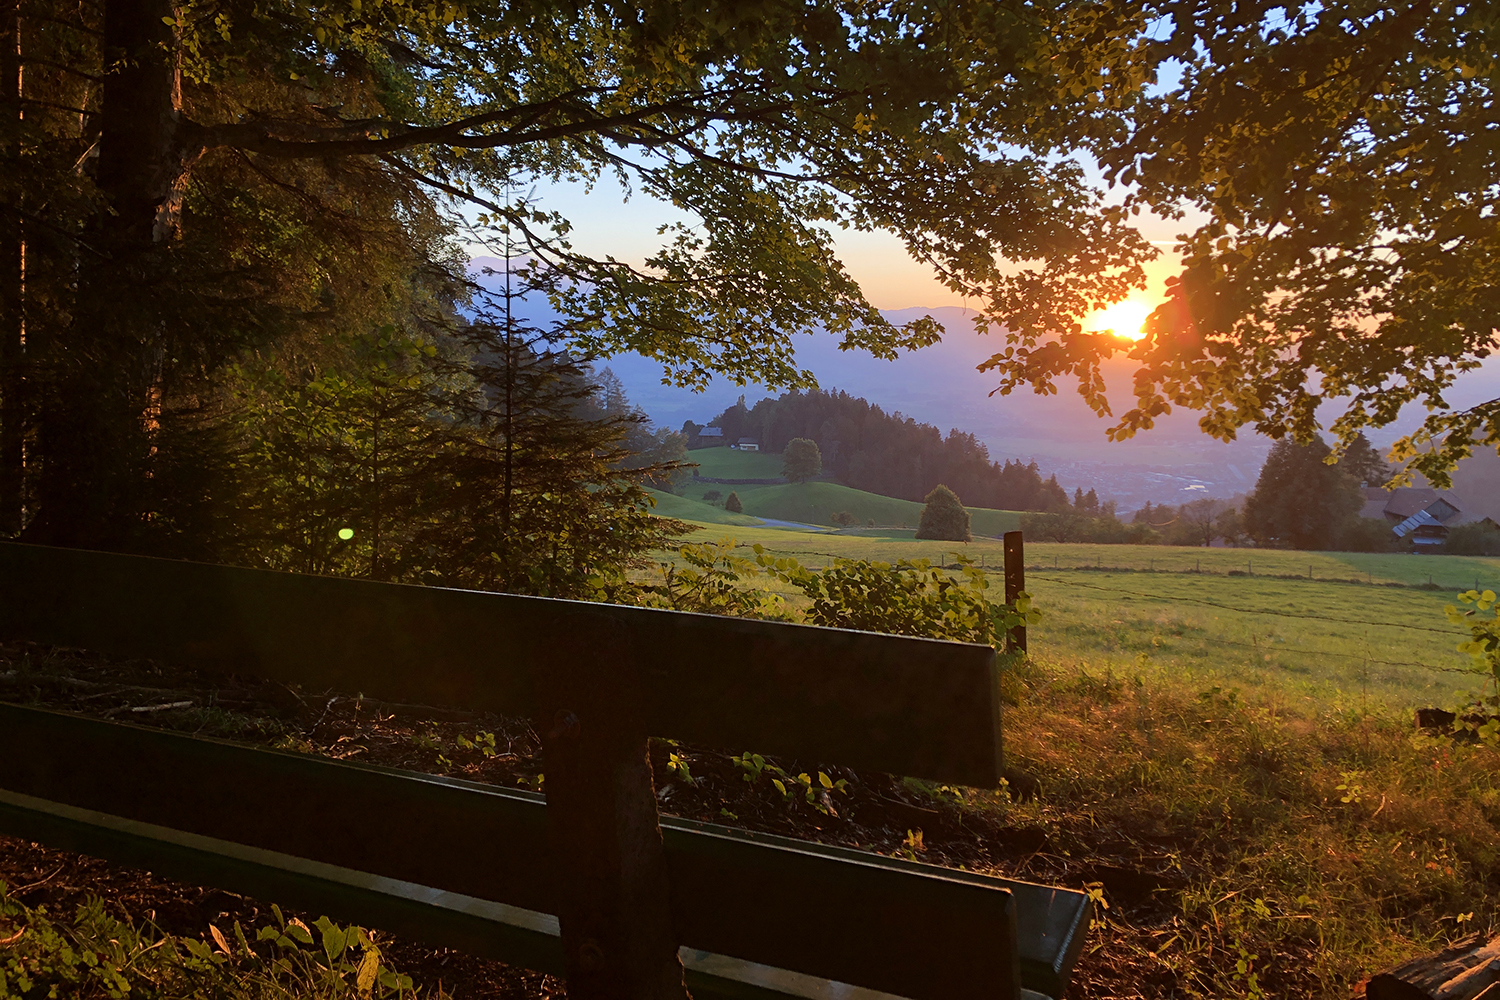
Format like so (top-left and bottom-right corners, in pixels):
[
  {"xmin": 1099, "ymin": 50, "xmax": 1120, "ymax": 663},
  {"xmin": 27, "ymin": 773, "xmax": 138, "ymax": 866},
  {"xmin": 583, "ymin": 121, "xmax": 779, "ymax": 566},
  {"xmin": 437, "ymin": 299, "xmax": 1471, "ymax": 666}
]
[{"xmin": 502, "ymin": 168, "xmax": 1187, "ymax": 323}]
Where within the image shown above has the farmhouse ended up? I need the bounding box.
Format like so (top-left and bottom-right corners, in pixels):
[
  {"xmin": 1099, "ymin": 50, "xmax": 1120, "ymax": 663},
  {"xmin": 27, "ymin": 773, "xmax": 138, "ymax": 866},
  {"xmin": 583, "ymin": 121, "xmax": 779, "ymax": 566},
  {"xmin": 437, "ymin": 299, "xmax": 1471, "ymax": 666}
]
[
  {"xmin": 733, "ymin": 437, "xmax": 761, "ymax": 451},
  {"xmin": 697, "ymin": 426, "xmax": 724, "ymax": 442},
  {"xmin": 1360, "ymin": 486, "xmax": 1494, "ymax": 549}
]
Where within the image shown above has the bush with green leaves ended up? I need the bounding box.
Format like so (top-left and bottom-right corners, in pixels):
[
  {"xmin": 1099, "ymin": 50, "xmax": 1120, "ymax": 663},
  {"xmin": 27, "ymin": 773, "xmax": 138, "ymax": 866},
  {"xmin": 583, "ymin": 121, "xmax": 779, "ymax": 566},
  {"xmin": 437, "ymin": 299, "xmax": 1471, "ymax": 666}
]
[
  {"xmin": 755, "ymin": 547, "xmax": 1036, "ymax": 647},
  {"xmin": 914, "ymin": 485, "xmax": 971, "ymax": 542},
  {"xmin": 1446, "ymin": 589, "xmax": 1500, "ymax": 740},
  {"xmin": 639, "ymin": 538, "xmax": 1038, "ymax": 649},
  {"xmin": 639, "ymin": 538, "xmax": 786, "ymax": 619},
  {"xmin": 1444, "ymin": 522, "xmax": 1500, "ymax": 556},
  {"xmin": 0, "ymin": 885, "xmax": 417, "ymax": 999},
  {"xmin": 782, "ymin": 438, "xmax": 823, "ymax": 483}
]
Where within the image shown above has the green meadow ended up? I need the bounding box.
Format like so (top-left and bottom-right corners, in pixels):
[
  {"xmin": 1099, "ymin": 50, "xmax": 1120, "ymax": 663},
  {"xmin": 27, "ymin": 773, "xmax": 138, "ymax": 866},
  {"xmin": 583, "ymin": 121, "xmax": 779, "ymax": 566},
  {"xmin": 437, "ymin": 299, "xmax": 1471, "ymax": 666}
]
[
  {"xmin": 654, "ymin": 524, "xmax": 1500, "ymax": 710},
  {"xmin": 677, "ymin": 447, "xmax": 1024, "ymax": 534},
  {"xmin": 682, "ymin": 447, "xmax": 787, "ymax": 479}
]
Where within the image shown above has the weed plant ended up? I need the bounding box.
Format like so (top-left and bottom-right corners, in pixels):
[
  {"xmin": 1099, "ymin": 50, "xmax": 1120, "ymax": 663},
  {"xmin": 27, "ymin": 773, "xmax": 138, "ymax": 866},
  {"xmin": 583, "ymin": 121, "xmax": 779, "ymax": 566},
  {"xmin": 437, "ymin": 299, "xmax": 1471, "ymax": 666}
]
[{"xmin": 0, "ymin": 886, "xmax": 423, "ymax": 999}]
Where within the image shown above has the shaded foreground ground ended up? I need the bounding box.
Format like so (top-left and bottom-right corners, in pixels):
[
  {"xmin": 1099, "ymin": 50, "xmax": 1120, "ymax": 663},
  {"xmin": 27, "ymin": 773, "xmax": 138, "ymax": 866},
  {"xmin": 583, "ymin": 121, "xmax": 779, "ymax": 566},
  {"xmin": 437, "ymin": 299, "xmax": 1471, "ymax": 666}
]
[{"xmin": 3, "ymin": 637, "xmax": 1499, "ymax": 998}]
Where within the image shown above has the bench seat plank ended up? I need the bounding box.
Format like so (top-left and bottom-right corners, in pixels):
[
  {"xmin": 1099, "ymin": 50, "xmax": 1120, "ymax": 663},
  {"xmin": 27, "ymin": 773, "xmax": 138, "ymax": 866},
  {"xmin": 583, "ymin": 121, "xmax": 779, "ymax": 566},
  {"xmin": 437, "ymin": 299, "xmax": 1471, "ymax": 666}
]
[
  {"xmin": 0, "ymin": 541, "xmax": 1001, "ymax": 786},
  {"xmin": 0, "ymin": 704, "xmax": 1071, "ymax": 999}
]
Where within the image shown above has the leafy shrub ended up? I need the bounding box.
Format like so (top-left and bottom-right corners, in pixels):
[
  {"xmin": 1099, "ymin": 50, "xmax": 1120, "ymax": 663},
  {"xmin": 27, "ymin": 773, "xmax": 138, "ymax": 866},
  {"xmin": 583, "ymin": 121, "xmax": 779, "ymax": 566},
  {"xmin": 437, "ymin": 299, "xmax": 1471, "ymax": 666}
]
[
  {"xmin": 1338, "ymin": 516, "xmax": 1401, "ymax": 552},
  {"xmin": 831, "ymin": 510, "xmax": 856, "ymax": 527},
  {"xmin": 0, "ymin": 887, "xmax": 417, "ymax": 999},
  {"xmin": 1444, "ymin": 522, "xmax": 1500, "ymax": 556},
  {"xmin": 701, "ymin": 490, "xmax": 722, "ymax": 503},
  {"xmin": 914, "ymin": 485, "xmax": 970, "ymax": 541},
  {"xmin": 642, "ymin": 538, "xmax": 786, "ymax": 618},
  {"xmin": 755, "ymin": 547, "xmax": 1036, "ymax": 646}
]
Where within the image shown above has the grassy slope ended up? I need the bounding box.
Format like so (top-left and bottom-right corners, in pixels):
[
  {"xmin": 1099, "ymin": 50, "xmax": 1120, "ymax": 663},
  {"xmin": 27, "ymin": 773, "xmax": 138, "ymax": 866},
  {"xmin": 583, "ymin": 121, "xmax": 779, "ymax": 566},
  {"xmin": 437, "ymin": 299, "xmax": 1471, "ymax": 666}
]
[
  {"xmin": 682, "ymin": 479, "xmax": 1022, "ymax": 534},
  {"xmin": 684, "ymin": 447, "xmax": 786, "ymax": 478},
  {"xmin": 646, "ymin": 489, "xmax": 764, "ymax": 526},
  {"xmin": 680, "ymin": 447, "xmax": 1023, "ymax": 534}
]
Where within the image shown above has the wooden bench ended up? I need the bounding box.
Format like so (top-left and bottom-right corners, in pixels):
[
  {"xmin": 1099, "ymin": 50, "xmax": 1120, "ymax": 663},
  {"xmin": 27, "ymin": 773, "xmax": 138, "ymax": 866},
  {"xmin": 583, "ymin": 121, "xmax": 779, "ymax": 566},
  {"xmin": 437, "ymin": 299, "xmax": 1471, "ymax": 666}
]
[{"xmin": 0, "ymin": 541, "xmax": 1089, "ymax": 999}]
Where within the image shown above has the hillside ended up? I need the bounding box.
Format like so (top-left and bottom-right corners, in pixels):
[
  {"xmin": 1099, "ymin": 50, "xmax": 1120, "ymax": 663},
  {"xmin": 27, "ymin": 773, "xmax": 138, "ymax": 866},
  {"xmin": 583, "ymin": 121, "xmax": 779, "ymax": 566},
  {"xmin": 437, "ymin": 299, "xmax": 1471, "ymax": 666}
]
[
  {"xmin": 645, "ymin": 490, "xmax": 765, "ymax": 526},
  {"xmin": 686, "ymin": 447, "xmax": 786, "ymax": 479},
  {"xmin": 671, "ymin": 456, "xmax": 1023, "ymax": 534},
  {"xmin": 731, "ymin": 481, "xmax": 1020, "ymax": 535}
]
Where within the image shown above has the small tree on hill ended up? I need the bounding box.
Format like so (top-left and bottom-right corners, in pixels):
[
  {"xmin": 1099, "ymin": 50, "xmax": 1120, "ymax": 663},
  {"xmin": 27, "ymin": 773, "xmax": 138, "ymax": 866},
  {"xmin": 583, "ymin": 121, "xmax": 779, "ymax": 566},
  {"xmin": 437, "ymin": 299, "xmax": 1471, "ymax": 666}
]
[
  {"xmin": 783, "ymin": 438, "xmax": 823, "ymax": 483},
  {"xmin": 831, "ymin": 510, "xmax": 856, "ymax": 527},
  {"xmin": 1177, "ymin": 497, "xmax": 1227, "ymax": 547},
  {"xmin": 914, "ymin": 485, "xmax": 971, "ymax": 542},
  {"xmin": 724, "ymin": 492, "xmax": 743, "ymax": 514}
]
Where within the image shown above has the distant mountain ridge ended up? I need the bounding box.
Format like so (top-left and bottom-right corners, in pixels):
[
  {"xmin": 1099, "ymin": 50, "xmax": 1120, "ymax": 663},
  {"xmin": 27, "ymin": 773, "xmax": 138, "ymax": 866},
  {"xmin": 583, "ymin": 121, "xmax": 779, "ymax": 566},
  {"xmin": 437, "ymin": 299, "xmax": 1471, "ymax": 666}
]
[{"xmin": 468, "ymin": 256, "xmax": 1500, "ymax": 509}]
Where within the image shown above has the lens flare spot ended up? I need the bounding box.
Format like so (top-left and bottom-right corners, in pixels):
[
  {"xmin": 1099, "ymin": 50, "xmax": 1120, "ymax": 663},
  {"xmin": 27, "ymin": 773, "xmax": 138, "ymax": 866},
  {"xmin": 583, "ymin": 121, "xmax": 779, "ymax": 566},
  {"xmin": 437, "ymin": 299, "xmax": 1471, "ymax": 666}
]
[
  {"xmin": 1087, "ymin": 300, "xmax": 1153, "ymax": 341},
  {"xmin": 338, "ymin": 528, "xmax": 355, "ymax": 540}
]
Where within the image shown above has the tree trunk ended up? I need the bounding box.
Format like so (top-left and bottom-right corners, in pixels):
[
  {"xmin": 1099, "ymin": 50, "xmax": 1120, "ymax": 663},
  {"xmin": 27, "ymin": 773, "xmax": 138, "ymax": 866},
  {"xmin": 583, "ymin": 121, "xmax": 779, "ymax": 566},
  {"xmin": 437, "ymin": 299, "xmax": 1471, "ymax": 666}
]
[
  {"xmin": 96, "ymin": 0, "xmax": 190, "ymax": 247},
  {"xmin": 1367, "ymin": 933, "xmax": 1500, "ymax": 1000},
  {"xmin": 30, "ymin": 0, "xmax": 193, "ymax": 548},
  {"xmin": 0, "ymin": 0, "xmax": 22, "ymax": 537}
]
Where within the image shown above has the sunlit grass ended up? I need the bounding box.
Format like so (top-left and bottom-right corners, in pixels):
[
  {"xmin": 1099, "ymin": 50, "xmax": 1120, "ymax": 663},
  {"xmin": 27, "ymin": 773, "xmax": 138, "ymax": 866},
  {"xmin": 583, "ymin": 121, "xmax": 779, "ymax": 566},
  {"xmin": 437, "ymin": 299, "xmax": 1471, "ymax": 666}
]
[{"xmin": 650, "ymin": 527, "xmax": 1500, "ymax": 708}]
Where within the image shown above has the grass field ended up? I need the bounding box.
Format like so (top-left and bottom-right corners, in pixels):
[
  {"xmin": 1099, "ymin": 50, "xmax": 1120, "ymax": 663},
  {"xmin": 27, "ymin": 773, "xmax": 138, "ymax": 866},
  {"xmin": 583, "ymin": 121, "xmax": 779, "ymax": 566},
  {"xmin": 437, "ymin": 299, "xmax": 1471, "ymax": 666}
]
[
  {"xmin": 683, "ymin": 446, "xmax": 785, "ymax": 479},
  {"xmin": 679, "ymin": 446, "xmax": 1026, "ymax": 534},
  {"xmin": 656, "ymin": 525, "xmax": 1500, "ymax": 710},
  {"xmin": 645, "ymin": 490, "xmax": 766, "ymax": 526},
  {"xmin": 673, "ymin": 480, "xmax": 1024, "ymax": 535},
  {"xmin": 639, "ymin": 518, "xmax": 1500, "ymax": 994}
]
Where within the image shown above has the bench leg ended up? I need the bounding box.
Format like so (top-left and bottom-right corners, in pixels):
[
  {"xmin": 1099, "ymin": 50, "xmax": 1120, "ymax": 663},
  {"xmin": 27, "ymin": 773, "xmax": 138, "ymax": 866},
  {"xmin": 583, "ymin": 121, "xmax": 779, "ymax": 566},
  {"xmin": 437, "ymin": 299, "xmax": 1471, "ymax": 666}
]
[{"xmin": 539, "ymin": 626, "xmax": 690, "ymax": 1000}]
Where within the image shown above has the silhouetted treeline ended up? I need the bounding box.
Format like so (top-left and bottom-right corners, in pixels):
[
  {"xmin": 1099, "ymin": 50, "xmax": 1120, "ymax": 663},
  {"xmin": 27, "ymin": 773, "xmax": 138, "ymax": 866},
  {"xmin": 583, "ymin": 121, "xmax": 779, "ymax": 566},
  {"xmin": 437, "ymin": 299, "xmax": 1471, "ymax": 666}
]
[{"xmin": 699, "ymin": 390, "xmax": 1070, "ymax": 511}]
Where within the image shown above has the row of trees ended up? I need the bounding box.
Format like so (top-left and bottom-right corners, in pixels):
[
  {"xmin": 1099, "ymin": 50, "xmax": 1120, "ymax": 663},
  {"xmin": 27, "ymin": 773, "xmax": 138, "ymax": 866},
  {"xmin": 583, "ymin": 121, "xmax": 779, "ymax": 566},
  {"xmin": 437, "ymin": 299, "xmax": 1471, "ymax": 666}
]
[
  {"xmin": 1019, "ymin": 435, "xmax": 1464, "ymax": 553},
  {"xmin": 695, "ymin": 390, "xmax": 1072, "ymax": 511}
]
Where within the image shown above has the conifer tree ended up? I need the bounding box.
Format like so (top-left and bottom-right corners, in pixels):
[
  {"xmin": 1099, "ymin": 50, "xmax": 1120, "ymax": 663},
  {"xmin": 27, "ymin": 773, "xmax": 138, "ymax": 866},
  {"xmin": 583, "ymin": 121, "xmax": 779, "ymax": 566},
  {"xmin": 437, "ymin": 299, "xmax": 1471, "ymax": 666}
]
[
  {"xmin": 1339, "ymin": 433, "xmax": 1391, "ymax": 487},
  {"xmin": 724, "ymin": 492, "xmax": 743, "ymax": 514},
  {"xmin": 1244, "ymin": 438, "xmax": 1363, "ymax": 550}
]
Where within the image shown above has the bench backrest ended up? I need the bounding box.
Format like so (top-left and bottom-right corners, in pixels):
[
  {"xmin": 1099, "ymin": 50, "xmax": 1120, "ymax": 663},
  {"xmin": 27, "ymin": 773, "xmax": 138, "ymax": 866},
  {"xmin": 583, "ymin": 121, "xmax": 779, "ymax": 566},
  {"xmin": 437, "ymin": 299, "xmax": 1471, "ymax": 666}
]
[
  {"xmin": 0, "ymin": 542, "xmax": 1093, "ymax": 1000},
  {"xmin": 0, "ymin": 541, "xmax": 1001, "ymax": 786}
]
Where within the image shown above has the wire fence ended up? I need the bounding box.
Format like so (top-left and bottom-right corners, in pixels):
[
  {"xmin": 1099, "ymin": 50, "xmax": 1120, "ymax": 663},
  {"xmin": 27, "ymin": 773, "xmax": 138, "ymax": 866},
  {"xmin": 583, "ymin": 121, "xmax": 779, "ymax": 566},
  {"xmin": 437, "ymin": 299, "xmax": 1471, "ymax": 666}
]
[{"xmin": 681, "ymin": 539, "xmax": 1491, "ymax": 678}]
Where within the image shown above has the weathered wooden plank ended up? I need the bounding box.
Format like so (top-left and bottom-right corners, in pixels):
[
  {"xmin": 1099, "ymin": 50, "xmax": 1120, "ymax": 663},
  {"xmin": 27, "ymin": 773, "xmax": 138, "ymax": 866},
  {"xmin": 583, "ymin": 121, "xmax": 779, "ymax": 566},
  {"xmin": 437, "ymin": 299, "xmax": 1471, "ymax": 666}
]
[
  {"xmin": 0, "ymin": 541, "xmax": 1002, "ymax": 786},
  {"xmin": 0, "ymin": 704, "xmax": 1049, "ymax": 999},
  {"xmin": 1367, "ymin": 933, "xmax": 1500, "ymax": 1000},
  {"xmin": 534, "ymin": 625, "xmax": 688, "ymax": 998}
]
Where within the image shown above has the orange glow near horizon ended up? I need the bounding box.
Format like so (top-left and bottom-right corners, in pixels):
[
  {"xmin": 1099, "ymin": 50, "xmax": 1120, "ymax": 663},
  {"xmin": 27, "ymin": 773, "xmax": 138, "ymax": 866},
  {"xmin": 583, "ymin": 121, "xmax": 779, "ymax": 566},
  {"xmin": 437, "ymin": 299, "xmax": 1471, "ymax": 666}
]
[{"xmin": 1087, "ymin": 299, "xmax": 1154, "ymax": 341}]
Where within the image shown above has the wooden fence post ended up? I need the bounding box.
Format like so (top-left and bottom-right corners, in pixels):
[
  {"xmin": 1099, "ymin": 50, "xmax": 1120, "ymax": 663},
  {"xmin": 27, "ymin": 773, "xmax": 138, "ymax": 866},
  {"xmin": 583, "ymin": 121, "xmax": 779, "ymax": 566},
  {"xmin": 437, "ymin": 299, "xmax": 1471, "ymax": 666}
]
[
  {"xmin": 1003, "ymin": 531, "xmax": 1026, "ymax": 655},
  {"xmin": 536, "ymin": 617, "xmax": 689, "ymax": 1000}
]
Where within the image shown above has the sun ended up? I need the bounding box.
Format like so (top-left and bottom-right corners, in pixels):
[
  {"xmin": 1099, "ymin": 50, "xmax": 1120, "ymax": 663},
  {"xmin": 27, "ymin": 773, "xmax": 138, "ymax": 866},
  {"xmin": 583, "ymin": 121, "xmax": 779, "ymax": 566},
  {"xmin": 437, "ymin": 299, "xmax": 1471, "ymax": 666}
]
[{"xmin": 1087, "ymin": 300, "xmax": 1153, "ymax": 341}]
